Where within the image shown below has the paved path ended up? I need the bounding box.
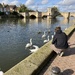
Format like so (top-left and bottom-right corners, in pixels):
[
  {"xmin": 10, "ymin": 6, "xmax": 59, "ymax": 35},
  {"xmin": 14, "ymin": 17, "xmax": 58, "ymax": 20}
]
[{"xmin": 39, "ymin": 32, "xmax": 75, "ymax": 75}]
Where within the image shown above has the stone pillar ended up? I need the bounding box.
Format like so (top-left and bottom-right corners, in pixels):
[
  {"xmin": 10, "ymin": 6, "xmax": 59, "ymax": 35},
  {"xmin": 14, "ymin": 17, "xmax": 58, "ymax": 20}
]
[{"xmin": 47, "ymin": 7, "xmax": 52, "ymax": 19}]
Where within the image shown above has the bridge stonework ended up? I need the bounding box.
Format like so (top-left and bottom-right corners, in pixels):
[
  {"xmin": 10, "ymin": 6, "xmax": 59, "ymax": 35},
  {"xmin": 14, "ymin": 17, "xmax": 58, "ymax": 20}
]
[
  {"xmin": 60, "ymin": 12, "xmax": 69, "ymax": 18},
  {"xmin": 19, "ymin": 8, "xmax": 75, "ymax": 19},
  {"xmin": 19, "ymin": 8, "xmax": 52, "ymax": 18},
  {"xmin": 70, "ymin": 12, "xmax": 75, "ymax": 17}
]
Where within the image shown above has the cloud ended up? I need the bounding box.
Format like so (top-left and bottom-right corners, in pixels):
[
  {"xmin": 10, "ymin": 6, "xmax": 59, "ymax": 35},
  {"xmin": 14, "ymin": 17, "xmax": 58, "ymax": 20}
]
[
  {"xmin": 0, "ymin": 0, "xmax": 9, "ymax": 4},
  {"xmin": 58, "ymin": 0, "xmax": 75, "ymax": 6},
  {"xmin": 55, "ymin": 0, "xmax": 75, "ymax": 12},
  {"xmin": 10, "ymin": 0, "xmax": 20, "ymax": 6},
  {"xmin": 25, "ymin": 0, "xmax": 34, "ymax": 6},
  {"xmin": 41, "ymin": 0, "xmax": 49, "ymax": 4},
  {"xmin": 63, "ymin": 5, "xmax": 75, "ymax": 12},
  {"xmin": 38, "ymin": 6, "xmax": 47, "ymax": 12},
  {"xmin": 0, "ymin": 0, "xmax": 20, "ymax": 6}
]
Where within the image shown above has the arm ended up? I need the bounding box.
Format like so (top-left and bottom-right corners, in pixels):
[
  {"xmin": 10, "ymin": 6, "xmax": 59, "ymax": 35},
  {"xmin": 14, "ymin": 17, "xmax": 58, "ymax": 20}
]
[{"xmin": 52, "ymin": 35, "xmax": 57, "ymax": 44}]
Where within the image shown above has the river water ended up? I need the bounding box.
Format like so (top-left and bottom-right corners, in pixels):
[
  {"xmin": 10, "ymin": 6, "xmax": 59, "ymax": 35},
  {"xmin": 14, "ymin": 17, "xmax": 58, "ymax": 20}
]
[{"xmin": 0, "ymin": 17, "xmax": 75, "ymax": 72}]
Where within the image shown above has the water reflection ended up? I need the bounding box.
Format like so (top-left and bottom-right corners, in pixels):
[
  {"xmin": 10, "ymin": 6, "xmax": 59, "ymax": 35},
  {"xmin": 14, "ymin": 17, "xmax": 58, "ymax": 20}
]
[{"xmin": 0, "ymin": 17, "xmax": 74, "ymax": 72}]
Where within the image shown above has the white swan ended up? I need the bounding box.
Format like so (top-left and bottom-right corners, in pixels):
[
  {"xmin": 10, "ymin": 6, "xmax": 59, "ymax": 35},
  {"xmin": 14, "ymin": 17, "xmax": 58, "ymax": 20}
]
[
  {"xmin": 44, "ymin": 35, "xmax": 49, "ymax": 43},
  {"xmin": 51, "ymin": 32, "xmax": 56, "ymax": 39},
  {"xmin": 25, "ymin": 38, "xmax": 32, "ymax": 48},
  {"xmin": 42, "ymin": 31, "xmax": 46, "ymax": 38},
  {"xmin": 54, "ymin": 32, "xmax": 56, "ymax": 35},
  {"xmin": 65, "ymin": 28, "xmax": 67, "ymax": 30},
  {"xmin": 29, "ymin": 45, "xmax": 39, "ymax": 53},
  {"xmin": 0, "ymin": 71, "xmax": 3, "ymax": 75},
  {"xmin": 51, "ymin": 35, "xmax": 54, "ymax": 39}
]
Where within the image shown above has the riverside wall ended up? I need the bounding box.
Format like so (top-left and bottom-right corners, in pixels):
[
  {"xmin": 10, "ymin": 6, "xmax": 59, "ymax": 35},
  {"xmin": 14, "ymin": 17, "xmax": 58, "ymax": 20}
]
[{"xmin": 4, "ymin": 25, "xmax": 75, "ymax": 75}]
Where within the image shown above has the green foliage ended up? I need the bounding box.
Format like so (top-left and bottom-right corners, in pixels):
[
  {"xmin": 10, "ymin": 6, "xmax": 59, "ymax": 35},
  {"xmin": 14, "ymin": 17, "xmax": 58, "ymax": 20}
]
[
  {"xmin": 18, "ymin": 4, "xmax": 34, "ymax": 12},
  {"xmin": 9, "ymin": 11, "xmax": 24, "ymax": 18},
  {"xmin": 0, "ymin": 11, "xmax": 6, "ymax": 15},
  {"xmin": 52, "ymin": 6, "xmax": 61, "ymax": 15},
  {"xmin": 0, "ymin": 3, "xmax": 2, "ymax": 7},
  {"xmin": 18, "ymin": 4, "xmax": 28, "ymax": 12},
  {"xmin": 10, "ymin": 11, "xmax": 18, "ymax": 15},
  {"xmin": 52, "ymin": 6, "xmax": 59, "ymax": 12}
]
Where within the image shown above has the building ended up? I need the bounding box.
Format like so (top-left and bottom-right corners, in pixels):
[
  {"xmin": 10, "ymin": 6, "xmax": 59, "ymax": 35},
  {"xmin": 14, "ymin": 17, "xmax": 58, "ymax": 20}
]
[{"xmin": 0, "ymin": 3, "xmax": 17, "ymax": 13}]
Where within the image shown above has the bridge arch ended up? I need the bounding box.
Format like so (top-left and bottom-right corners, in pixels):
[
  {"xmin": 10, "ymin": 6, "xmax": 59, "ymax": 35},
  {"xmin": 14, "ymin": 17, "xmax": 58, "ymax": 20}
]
[
  {"xmin": 29, "ymin": 15, "xmax": 36, "ymax": 19},
  {"xmin": 42, "ymin": 15, "xmax": 47, "ymax": 18}
]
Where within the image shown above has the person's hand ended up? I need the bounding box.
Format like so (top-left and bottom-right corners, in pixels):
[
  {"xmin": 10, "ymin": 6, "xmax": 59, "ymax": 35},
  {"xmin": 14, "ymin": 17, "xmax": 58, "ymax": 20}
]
[{"xmin": 68, "ymin": 42, "xmax": 70, "ymax": 45}]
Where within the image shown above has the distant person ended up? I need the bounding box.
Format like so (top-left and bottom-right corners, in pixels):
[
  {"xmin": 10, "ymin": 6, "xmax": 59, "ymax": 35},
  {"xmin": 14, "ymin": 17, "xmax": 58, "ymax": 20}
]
[{"xmin": 51, "ymin": 26, "xmax": 69, "ymax": 57}]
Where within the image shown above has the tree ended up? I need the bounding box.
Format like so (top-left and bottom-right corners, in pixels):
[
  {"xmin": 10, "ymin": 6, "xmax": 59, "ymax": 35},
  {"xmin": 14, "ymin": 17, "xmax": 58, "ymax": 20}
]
[
  {"xmin": 18, "ymin": 4, "xmax": 34, "ymax": 12},
  {"xmin": 51, "ymin": 6, "xmax": 61, "ymax": 18},
  {"xmin": 18, "ymin": 4, "xmax": 28, "ymax": 12},
  {"xmin": 51, "ymin": 6, "xmax": 59, "ymax": 14},
  {"xmin": 0, "ymin": 3, "xmax": 2, "ymax": 7}
]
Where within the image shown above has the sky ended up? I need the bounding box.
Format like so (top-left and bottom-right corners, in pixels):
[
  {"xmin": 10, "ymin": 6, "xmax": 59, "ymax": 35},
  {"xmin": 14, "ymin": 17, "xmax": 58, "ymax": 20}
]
[{"xmin": 0, "ymin": 0, "xmax": 75, "ymax": 12}]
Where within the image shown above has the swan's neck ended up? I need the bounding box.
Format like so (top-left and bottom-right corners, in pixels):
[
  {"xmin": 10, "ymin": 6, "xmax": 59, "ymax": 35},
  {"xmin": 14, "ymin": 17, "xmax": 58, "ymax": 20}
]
[
  {"xmin": 51, "ymin": 35, "xmax": 54, "ymax": 39},
  {"xmin": 54, "ymin": 32, "xmax": 56, "ymax": 35},
  {"xmin": 48, "ymin": 36, "xmax": 49, "ymax": 41},
  {"xmin": 30, "ymin": 39, "xmax": 32, "ymax": 44},
  {"xmin": 44, "ymin": 32, "xmax": 45, "ymax": 35}
]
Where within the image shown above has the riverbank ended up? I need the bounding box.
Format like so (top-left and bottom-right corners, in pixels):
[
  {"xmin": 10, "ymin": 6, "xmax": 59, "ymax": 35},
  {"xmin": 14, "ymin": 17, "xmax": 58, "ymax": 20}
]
[
  {"xmin": 0, "ymin": 11, "xmax": 24, "ymax": 19},
  {"xmin": 4, "ymin": 25, "xmax": 75, "ymax": 75}
]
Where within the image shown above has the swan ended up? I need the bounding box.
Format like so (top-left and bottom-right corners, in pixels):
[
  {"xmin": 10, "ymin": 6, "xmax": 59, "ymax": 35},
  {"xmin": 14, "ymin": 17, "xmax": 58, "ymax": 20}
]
[
  {"xmin": 51, "ymin": 35, "xmax": 54, "ymax": 39},
  {"xmin": 65, "ymin": 28, "xmax": 67, "ymax": 30},
  {"xmin": 54, "ymin": 32, "xmax": 56, "ymax": 35},
  {"xmin": 0, "ymin": 71, "xmax": 3, "ymax": 75},
  {"xmin": 25, "ymin": 38, "xmax": 32, "ymax": 48},
  {"xmin": 44, "ymin": 35, "xmax": 49, "ymax": 43},
  {"xmin": 37, "ymin": 31, "xmax": 42, "ymax": 34},
  {"xmin": 42, "ymin": 31, "xmax": 46, "ymax": 38},
  {"xmin": 29, "ymin": 45, "xmax": 39, "ymax": 53},
  {"xmin": 51, "ymin": 32, "xmax": 56, "ymax": 39}
]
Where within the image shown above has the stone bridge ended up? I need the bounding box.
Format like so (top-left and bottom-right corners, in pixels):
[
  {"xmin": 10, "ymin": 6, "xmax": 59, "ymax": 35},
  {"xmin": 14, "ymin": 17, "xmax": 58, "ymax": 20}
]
[
  {"xmin": 19, "ymin": 7, "xmax": 52, "ymax": 19},
  {"xmin": 19, "ymin": 8, "xmax": 75, "ymax": 19},
  {"xmin": 60, "ymin": 12, "xmax": 70, "ymax": 18}
]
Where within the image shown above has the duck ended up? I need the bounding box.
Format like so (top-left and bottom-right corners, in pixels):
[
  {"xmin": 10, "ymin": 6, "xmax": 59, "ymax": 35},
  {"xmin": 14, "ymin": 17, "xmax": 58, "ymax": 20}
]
[
  {"xmin": 44, "ymin": 35, "xmax": 49, "ymax": 43},
  {"xmin": 37, "ymin": 31, "xmax": 42, "ymax": 34},
  {"xmin": 29, "ymin": 45, "xmax": 39, "ymax": 53},
  {"xmin": 25, "ymin": 38, "xmax": 32, "ymax": 48},
  {"xmin": 42, "ymin": 31, "xmax": 46, "ymax": 38},
  {"xmin": 48, "ymin": 29, "xmax": 50, "ymax": 34}
]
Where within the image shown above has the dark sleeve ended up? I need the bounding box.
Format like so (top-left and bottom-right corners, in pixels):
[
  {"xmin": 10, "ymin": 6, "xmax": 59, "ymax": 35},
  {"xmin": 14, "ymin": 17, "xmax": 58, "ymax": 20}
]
[
  {"xmin": 64, "ymin": 33, "xmax": 68, "ymax": 41},
  {"xmin": 52, "ymin": 35, "xmax": 57, "ymax": 44}
]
